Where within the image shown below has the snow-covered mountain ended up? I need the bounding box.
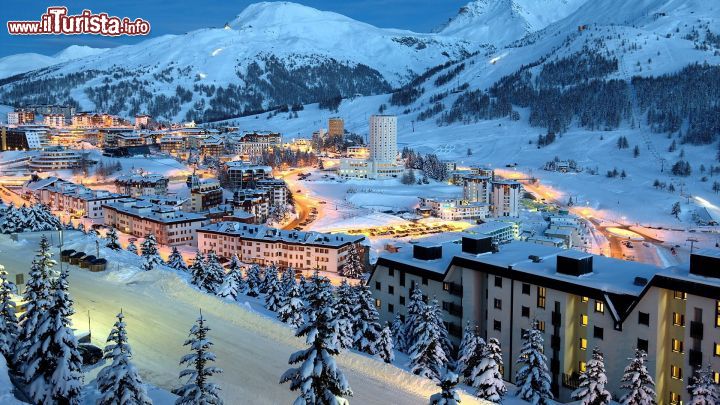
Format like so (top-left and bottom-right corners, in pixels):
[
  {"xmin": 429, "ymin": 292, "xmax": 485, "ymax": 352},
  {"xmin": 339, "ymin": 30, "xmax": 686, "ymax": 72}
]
[
  {"xmin": 0, "ymin": 45, "xmax": 107, "ymax": 79},
  {"xmin": 436, "ymin": 0, "xmax": 589, "ymax": 46}
]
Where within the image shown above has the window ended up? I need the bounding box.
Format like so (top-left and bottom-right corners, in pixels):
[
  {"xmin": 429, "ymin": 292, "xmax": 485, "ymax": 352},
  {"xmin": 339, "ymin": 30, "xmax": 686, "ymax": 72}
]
[
  {"xmin": 399, "ymin": 296, "xmax": 405, "ymax": 305},
  {"xmin": 637, "ymin": 339, "xmax": 649, "ymax": 352},
  {"xmin": 399, "ymin": 272, "xmax": 405, "ymax": 287},
  {"xmin": 537, "ymin": 287, "xmax": 546, "ymax": 309},
  {"xmin": 594, "ymin": 326, "xmax": 604, "ymax": 340},
  {"xmin": 714, "ymin": 372, "xmax": 719, "ymax": 384},
  {"xmin": 714, "ymin": 343, "xmax": 720, "ymax": 357},
  {"xmin": 522, "ymin": 283, "xmax": 530, "ymax": 295},
  {"xmin": 537, "ymin": 320, "xmax": 545, "ymax": 332},
  {"xmin": 716, "ymin": 300, "xmax": 720, "ymax": 327},
  {"xmin": 671, "ymin": 339, "xmax": 684, "ymax": 353},
  {"xmin": 669, "ymin": 392, "xmax": 681, "ymax": 405},
  {"xmin": 422, "ymin": 277, "xmax": 428, "ymax": 285},
  {"xmin": 580, "ymin": 314, "xmax": 588, "ymax": 326},
  {"xmin": 579, "ymin": 361, "xmax": 587, "ymax": 373},
  {"xmin": 388, "ymin": 285, "xmax": 394, "ymax": 295},
  {"xmin": 594, "ymin": 301, "xmax": 604, "ymax": 313},
  {"xmin": 579, "ymin": 338, "xmax": 587, "ymax": 350},
  {"xmin": 521, "ymin": 306, "xmax": 530, "ymax": 317},
  {"xmin": 494, "ymin": 276, "xmax": 502, "ymax": 288},
  {"xmin": 388, "ymin": 268, "xmax": 394, "ymax": 277},
  {"xmin": 638, "ymin": 312, "xmax": 650, "ymax": 326},
  {"xmin": 375, "ymin": 281, "xmax": 381, "ymax": 290},
  {"xmin": 388, "ymin": 303, "xmax": 394, "ymax": 313},
  {"xmin": 493, "ymin": 320, "xmax": 501, "ymax": 331},
  {"xmin": 581, "ymin": 296, "xmax": 589, "ymax": 303},
  {"xmin": 443, "ymin": 282, "xmax": 450, "ymax": 291},
  {"xmin": 399, "ymin": 314, "xmax": 405, "ymax": 323},
  {"xmin": 673, "ymin": 290, "xmax": 687, "ymax": 300},
  {"xmin": 494, "ymin": 298, "xmax": 502, "ymax": 310},
  {"xmin": 374, "ymin": 298, "xmax": 381, "ymax": 309},
  {"xmin": 672, "ymin": 312, "xmax": 685, "ymax": 327},
  {"xmin": 671, "ymin": 365, "xmax": 682, "ymax": 380}
]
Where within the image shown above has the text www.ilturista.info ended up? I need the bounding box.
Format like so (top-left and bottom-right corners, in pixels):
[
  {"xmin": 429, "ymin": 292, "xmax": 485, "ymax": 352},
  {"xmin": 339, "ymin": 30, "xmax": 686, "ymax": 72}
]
[{"xmin": 7, "ymin": 7, "xmax": 150, "ymax": 36}]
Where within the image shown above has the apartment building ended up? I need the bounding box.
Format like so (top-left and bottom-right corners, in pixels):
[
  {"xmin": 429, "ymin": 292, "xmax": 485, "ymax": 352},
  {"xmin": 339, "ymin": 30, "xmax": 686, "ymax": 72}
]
[
  {"xmin": 200, "ymin": 135, "xmax": 225, "ymax": 157},
  {"xmin": 103, "ymin": 199, "xmax": 208, "ymax": 246},
  {"xmin": 223, "ymin": 162, "xmax": 273, "ymax": 189},
  {"xmin": 38, "ymin": 182, "xmax": 127, "ymax": 219},
  {"xmin": 369, "ymin": 237, "xmax": 720, "ymax": 403},
  {"xmin": 466, "ymin": 220, "xmax": 518, "ymax": 244},
  {"xmin": 159, "ymin": 135, "xmax": 185, "ymax": 155},
  {"xmin": 491, "ymin": 180, "xmax": 522, "ymax": 218},
  {"xmin": 256, "ymin": 178, "xmax": 288, "ymax": 207},
  {"xmin": 186, "ymin": 178, "xmax": 223, "ymax": 213},
  {"xmin": 417, "ymin": 197, "xmax": 490, "ymax": 221},
  {"xmin": 115, "ymin": 173, "xmax": 169, "ymax": 198},
  {"xmin": 229, "ymin": 132, "xmax": 282, "ymax": 159},
  {"xmin": 7, "ymin": 110, "xmax": 35, "ymax": 125},
  {"xmin": 0, "ymin": 127, "xmax": 42, "ymax": 151},
  {"xmin": 231, "ymin": 189, "xmax": 271, "ymax": 223},
  {"xmin": 43, "ymin": 114, "xmax": 66, "ymax": 128},
  {"xmin": 197, "ymin": 222, "xmax": 366, "ymax": 273}
]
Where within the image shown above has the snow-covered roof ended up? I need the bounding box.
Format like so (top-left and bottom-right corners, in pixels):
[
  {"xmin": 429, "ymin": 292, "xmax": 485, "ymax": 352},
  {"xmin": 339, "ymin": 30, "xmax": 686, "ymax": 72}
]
[
  {"xmin": 199, "ymin": 221, "xmax": 364, "ymax": 248},
  {"xmin": 103, "ymin": 199, "xmax": 207, "ymax": 224}
]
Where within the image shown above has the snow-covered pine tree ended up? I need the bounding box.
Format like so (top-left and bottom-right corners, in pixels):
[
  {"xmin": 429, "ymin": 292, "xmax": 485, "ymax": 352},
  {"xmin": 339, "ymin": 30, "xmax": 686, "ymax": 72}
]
[
  {"xmin": 14, "ymin": 236, "xmax": 55, "ymax": 370},
  {"xmin": 572, "ymin": 347, "xmax": 612, "ymax": 405},
  {"xmin": 264, "ymin": 265, "xmax": 283, "ymax": 312},
  {"xmin": 0, "ymin": 269, "xmax": 19, "ymax": 359},
  {"xmin": 298, "ymin": 274, "xmax": 308, "ymax": 298},
  {"xmin": 515, "ymin": 320, "xmax": 553, "ymax": 405},
  {"xmin": 141, "ymin": 234, "xmax": 164, "ymax": 271},
  {"xmin": 378, "ymin": 322, "xmax": 395, "ymax": 364},
  {"xmin": 408, "ymin": 298, "xmax": 450, "ymax": 382},
  {"xmin": 353, "ymin": 280, "xmax": 383, "ymax": 355},
  {"xmin": 167, "ymin": 247, "xmax": 188, "ymax": 272},
  {"xmin": 96, "ymin": 311, "xmax": 152, "ymax": 405},
  {"xmin": 105, "ymin": 227, "xmax": 122, "ymax": 250},
  {"xmin": 189, "ymin": 251, "xmax": 206, "ymax": 288},
  {"xmin": 456, "ymin": 322, "xmax": 485, "ymax": 381},
  {"xmin": 260, "ymin": 264, "xmax": 279, "ymax": 294},
  {"xmin": 280, "ymin": 266, "xmax": 296, "ymax": 293},
  {"xmin": 390, "ymin": 314, "xmax": 407, "ymax": 353},
  {"xmin": 174, "ymin": 313, "xmax": 223, "ymax": 405},
  {"xmin": 334, "ymin": 280, "xmax": 358, "ymax": 350},
  {"xmin": 405, "ymin": 283, "xmax": 426, "ymax": 350},
  {"xmin": 217, "ymin": 264, "xmax": 244, "ymax": 301},
  {"xmin": 244, "ymin": 264, "xmax": 261, "ymax": 297},
  {"xmin": 280, "ymin": 274, "xmax": 352, "ymax": 404},
  {"xmin": 687, "ymin": 366, "xmax": 720, "ymax": 405},
  {"xmin": 341, "ymin": 243, "xmax": 364, "ymax": 279},
  {"xmin": 202, "ymin": 251, "xmax": 226, "ymax": 294},
  {"xmin": 127, "ymin": 240, "xmax": 139, "ymax": 255},
  {"xmin": 470, "ymin": 337, "xmax": 506, "ymax": 402},
  {"xmin": 25, "ymin": 266, "xmax": 84, "ymax": 404},
  {"xmin": 619, "ymin": 349, "xmax": 656, "ymax": 405},
  {"xmin": 429, "ymin": 368, "xmax": 461, "ymax": 405},
  {"xmin": 277, "ymin": 280, "xmax": 304, "ymax": 329}
]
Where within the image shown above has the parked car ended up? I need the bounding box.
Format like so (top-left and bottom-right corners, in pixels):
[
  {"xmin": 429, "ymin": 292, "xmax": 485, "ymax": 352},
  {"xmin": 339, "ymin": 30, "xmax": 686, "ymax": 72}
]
[{"xmin": 78, "ymin": 344, "xmax": 103, "ymax": 365}]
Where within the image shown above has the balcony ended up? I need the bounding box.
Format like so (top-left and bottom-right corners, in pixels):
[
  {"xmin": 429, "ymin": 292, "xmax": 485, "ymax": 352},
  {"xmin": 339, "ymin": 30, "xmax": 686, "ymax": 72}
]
[
  {"xmin": 689, "ymin": 349, "xmax": 703, "ymax": 367},
  {"xmin": 442, "ymin": 301, "xmax": 463, "ymax": 317},
  {"xmin": 690, "ymin": 321, "xmax": 703, "ymax": 339},
  {"xmin": 562, "ymin": 373, "xmax": 581, "ymax": 389},
  {"xmin": 551, "ymin": 335, "xmax": 561, "ymax": 351},
  {"xmin": 447, "ymin": 283, "xmax": 463, "ymax": 297},
  {"xmin": 552, "ymin": 311, "xmax": 561, "ymax": 326}
]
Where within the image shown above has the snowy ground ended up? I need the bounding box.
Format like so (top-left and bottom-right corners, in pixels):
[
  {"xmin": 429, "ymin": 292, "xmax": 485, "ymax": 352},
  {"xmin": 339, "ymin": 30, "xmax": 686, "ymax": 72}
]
[{"xmin": 0, "ymin": 231, "xmax": 492, "ymax": 404}]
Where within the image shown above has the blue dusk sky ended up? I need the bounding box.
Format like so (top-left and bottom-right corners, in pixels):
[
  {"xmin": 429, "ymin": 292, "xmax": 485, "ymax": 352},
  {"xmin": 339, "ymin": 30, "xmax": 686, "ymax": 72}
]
[{"xmin": 0, "ymin": 1, "xmax": 469, "ymax": 57}]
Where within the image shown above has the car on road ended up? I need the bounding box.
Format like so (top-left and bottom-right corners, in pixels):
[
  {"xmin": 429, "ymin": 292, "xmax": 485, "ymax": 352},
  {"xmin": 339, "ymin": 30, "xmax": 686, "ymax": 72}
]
[{"xmin": 296, "ymin": 190, "xmax": 302, "ymax": 193}]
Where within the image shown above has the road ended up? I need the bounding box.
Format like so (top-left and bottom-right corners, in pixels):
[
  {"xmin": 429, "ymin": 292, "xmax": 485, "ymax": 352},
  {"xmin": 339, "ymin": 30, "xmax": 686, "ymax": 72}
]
[
  {"xmin": 0, "ymin": 232, "xmax": 480, "ymax": 404},
  {"xmin": 277, "ymin": 168, "xmax": 322, "ymax": 231},
  {"xmin": 0, "ymin": 185, "xmax": 32, "ymax": 207}
]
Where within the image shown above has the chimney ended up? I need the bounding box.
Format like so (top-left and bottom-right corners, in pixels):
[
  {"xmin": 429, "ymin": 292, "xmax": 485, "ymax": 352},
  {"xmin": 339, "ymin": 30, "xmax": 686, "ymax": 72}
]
[
  {"xmin": 556, "ymin": 251, "xmax": 593, "ymax": 276},
  {"xmin": 413, "ymin": 243, "xmax": 442, "ymax": 261},
  {"xmin": 689, "ymin": 249, "xmax": 720, "ymax": 279},
  {"xmin": 461, "ymin": 234, "xmax": 493, "ymax": 255}
]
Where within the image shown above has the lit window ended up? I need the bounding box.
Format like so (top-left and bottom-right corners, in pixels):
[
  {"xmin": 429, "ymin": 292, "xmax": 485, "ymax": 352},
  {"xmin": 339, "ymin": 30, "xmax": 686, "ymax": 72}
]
[
  {"xmin": 669, "ymin": 392, "xmax": 681, "ymax": 405},
  {"xmin": 672, "ymin": 312, "xmax": 685, "ymax": 327},
  {"xmin": 537, "ymin": 321, "xmax": 546, "ymax": 332},
  {"xmin": 581, "ymin": 296, "xmax": 589, "ymax": 303},
  {"xmin": 671, "ymin": 365, "xmax": 682, "ymax": 380},
  {"xmin": 714, "ymin": 343, "xmax": 720, "ymax": 357},
  {"xmin": 537, "ymin": 287, "xmax": 546, "ymax": 309},
  {"xmin": 671, "ymin": 339, "xmax": 684, "ymax": 353},
  {"xmin": 580, "ymin": 314, "xmax": 588, "ymax": 326},
  {"xmin": 673, "ymin": 291, "xmax": 687, "ymax": 300},
  {"xmin": 595, "ymin": 301, "xmax": 604, "ymax": 313},
  {"xmin": 579, "ymin": 361, "xmax": 587, "ymax": 373},
  {"xmin": 716, "ymin": 301, "xmax": 720, "ymax": 327},
  {"xmin": 580, "ymin": 338, "xmax": 587, "ymax": 350},
  {"xmin": 374, "ymin": 298, "xmax": 381, "ymax": 309},
  {"xmin": 714, "ymin": 372, "xmax": 719, "ymax": 384}
]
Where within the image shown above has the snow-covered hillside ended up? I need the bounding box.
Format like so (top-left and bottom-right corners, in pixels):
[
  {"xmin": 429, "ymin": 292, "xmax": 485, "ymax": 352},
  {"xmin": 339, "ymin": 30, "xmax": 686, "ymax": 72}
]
[{"xmin": 0, "ymin": 45, "xmax": 106, "ymax": 79}]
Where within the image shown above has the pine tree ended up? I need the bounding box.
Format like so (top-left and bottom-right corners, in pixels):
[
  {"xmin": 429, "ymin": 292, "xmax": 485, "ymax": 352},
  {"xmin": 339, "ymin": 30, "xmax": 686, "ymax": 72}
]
[
  {"xmin": 244, "ymin": 264, "xmax": 261, "ymax": 297},
  {"xmin": 408, "ymin": 299, "xmax": 450, "ymax": 382},
  {"xmin": 429, "ymin": 368, "xmax": 461, "ymax": 405},
  {"xmin": 378, "ymin": 323, "xmax": 395, "ymax": 364},
  {"xmin": 390, "ymin": 314, "xmax": 407, "ymax": 353},
  {"xmin": 280, "ymin": 266, "xmax": 296, "ymax": 293},
  {"xmin": 456, "ymin": 322, "xmax": 485, "ymax": 381},
  {"xmin": 174, "ymin": 313, "xmax": 223, "ymax": 405},
  {"xmin": 202, "ymin": 251, "xmax": 226, "ymax": 294},
  {"xmin": 353, "ymin": 281, "xmax": 383, "ymax": 355},
  {"xmin": 277, "ymin": 280, "xmax": 304, "ymax": 329},
  {"xmin": 141, "ymin": 234, "xmax": 164, "ymax": 271},
  {"xmin": 280, "ymin": 274, "xmax": 352, "ymax": 404},
  {"xmin": 671, "ymin": 202, "xmax": 682, "ymax": 219},
  {"xmin": 572, "ymin": 348, "xmax": 612, "ymax": 405},
  {"xmin": 687, "ymin": 366, "xmax": 720, "ymax": 405},
  {"xmin": 620, "ymin": 349, "xmax": 656, "ymax": 405},
  {"xmin": 515, "ymin": 320, "xmax": 553, "ymax": 405},
  {"xmin": 260, "ymin": 264, "xmax": 279, "ymax": 294},
  {"xmin": 342, "ymin": 244, "xmax": 364, "ymax": 279},
  {"xmin": 0, "ymin": 269, "xmax": 19, "ymax": 360},
  {"xmin": 334, "ymin": 280, "xmax": 358, "ymax": 350},
  {"xmin": 105, "ymin": 227, "xmax": 122, "ymax": 250},
  {"xmin": 167, "ymin": 247, "xmax": 188, "ymax": 272},
  {"xmin": 127, "ymin": 240, "xmax": 139, "ymax": 255},
  {"xmin": 25, "ymin": 266, "xmax": 84, "ymax": 404},
  {"xmin": 264, "ymin": 265, "xmax": 283, "ymax": 312},
  {"xmin": 405, "ymin": 283, "xmax": 426, "ymax": 350},
  {"xmin": 15, "ymin": 236, "xmax": 55, "ymax": 370},
  {"xmin": 217, "ymin": 265, "xmax": 244, "ymax": 301},
  {"xmin": 97, "ymin": 311, "xmax": 152, "ymax": 405},
  {"xmin": 470, "ymin": 337, "xmax": 506, "ymax": 402}
]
